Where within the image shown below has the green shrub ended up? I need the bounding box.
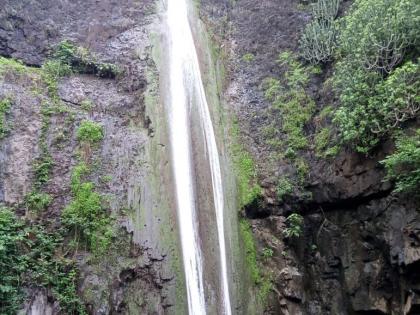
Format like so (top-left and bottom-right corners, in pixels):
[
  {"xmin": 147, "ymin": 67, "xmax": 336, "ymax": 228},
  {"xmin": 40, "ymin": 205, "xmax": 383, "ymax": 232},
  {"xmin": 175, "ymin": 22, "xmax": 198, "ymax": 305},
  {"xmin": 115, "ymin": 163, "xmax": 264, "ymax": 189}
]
[
  {"xmin": 332, "ymin": 0, "xmax": 420, "ymax": 152},
  {"xmin": 300, "ymin": 19, "xmax": 338, "ymax": 64},
  {"xmin": 381, "ymin": 130, "xmax": 420, "ymax": 194},
  {"xmin": 0, "ymin": 207, "xmax": 86, "ymax": 314},
  {"xmin": 63, "ymin": 163, "xmax": 113, "ymax": 254},
  {"xmin": 25, "ymin": 191, "xmax": 52, "ymax": 213},
  {"xmin": 42, "ymin": 60, "xmax": 72, "ymax": 79},
  {"xmin": 311, "ymin": 0, "xmax": 340, "ymax": 20},
  {"xmin": 0, "ymin": 98, "xmax": 12, "ymax": 139},
  {"xmin": 277, "ymin": 177, "xmax": 294, "ymax": 201},
  {"xmin": 33, "ymin": 153, "xmax": 54, "ymax": 187},
  {"xmin": 52, "ymin": 40, "xmax": 120, "ymax": 78},
  {"xmin": 299, "ymin": 0, "xmax": 340, "ymax": 63},
  {"xmin": 284, "ymin": 213, "xmax": 304, "ymax": 238},
  {"xmin": 76, "ymin": 120, "xmax": 104, "ymax": 144},
  {"xmin": 284, "ymin": 213, "xmax": 303, "ymax": 237},
  {"xmin": 337, "ymin": 0, "xmax": 419, "ymax": 74},
  {"xmin": 261, "ymin": 247, "xmax": 274, "ymax": 259},
  {"xmin": 334, "ymin": 60, "xmax": 419, "ymax": 152}
]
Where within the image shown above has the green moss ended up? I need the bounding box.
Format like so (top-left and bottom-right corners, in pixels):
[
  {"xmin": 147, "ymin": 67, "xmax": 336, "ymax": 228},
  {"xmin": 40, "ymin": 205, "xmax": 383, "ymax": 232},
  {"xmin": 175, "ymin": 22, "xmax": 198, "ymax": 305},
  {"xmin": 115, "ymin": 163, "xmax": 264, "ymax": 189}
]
[
  {"xmin": 0, "ymin": 98, "xmax": 12, "ymax": 139},
  {"xmin": 242, "ymin": 53, "xmax": 255, "ymax": 62},
  {"xmin": 239, "ymin": 218, "xmax": 260, "ymax": 284},
  {"xmin": 239, "ymin": 218, "xmax": 273, "ymax": 307},
  {"xmin": 230, "ymin": 121, "xmax": 262, "ymax": 208},
  {"xmin": 0, "ymin": 57, "xmax": 34, "ymax": 76}
]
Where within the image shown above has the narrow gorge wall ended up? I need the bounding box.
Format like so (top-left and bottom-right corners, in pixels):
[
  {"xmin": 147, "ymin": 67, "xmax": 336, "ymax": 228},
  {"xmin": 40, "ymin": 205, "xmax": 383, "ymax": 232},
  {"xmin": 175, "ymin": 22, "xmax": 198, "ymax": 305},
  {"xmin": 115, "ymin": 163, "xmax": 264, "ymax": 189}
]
[{"xmin": 199, "ymin": 0, "xmax": 420, "ymax": 314}]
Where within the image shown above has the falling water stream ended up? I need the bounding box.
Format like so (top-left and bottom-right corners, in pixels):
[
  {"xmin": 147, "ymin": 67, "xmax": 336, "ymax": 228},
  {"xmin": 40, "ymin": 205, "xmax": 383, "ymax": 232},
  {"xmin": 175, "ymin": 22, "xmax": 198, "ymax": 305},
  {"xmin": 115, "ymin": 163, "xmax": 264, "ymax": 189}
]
[{"xmin": 167, "ymin": 0, "xmax": 232, "ymax": 314}]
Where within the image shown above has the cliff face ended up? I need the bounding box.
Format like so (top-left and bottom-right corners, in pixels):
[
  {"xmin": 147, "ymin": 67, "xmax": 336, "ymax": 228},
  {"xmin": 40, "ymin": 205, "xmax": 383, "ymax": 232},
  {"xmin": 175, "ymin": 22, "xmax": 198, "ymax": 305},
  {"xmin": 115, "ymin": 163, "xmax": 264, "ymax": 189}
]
[
  {"xmin": 1, "ymin": 1, "xmax": 186, "ymax": 314},
  {"xmin": 200, "ymin": 0, "xmax": 420, "ymax": 314},
  {"xmin": 0, "ymin": 0, "xmax": 419, "ymax": 314}
]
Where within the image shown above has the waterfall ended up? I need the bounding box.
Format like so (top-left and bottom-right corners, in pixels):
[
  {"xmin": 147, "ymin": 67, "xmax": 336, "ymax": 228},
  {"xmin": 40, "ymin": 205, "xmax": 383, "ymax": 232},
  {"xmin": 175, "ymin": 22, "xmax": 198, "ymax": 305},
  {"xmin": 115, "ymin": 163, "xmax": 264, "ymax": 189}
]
[{"xmin": 167, "ymin": 0, "xmax": 232, "ymax": 314}]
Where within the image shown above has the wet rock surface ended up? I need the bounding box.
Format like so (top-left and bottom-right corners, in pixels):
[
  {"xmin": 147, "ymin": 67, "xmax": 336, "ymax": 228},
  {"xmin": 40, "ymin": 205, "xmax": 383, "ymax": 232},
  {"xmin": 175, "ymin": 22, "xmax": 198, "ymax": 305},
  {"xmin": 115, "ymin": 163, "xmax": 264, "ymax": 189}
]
[
  {"xmin": 0, "ymin": 0, "xmax": 184, "ymax": 314},
  {"xmin": 200, "ymin": 0, "xmax": 420, "ymax": 314}
]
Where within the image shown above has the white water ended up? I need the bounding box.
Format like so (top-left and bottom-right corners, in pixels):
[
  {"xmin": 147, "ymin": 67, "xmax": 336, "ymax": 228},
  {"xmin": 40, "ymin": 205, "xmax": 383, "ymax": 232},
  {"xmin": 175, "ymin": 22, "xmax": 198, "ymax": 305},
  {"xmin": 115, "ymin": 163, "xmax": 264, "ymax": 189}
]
[{"xmin": 167, "ymin": 0, "xmax": 232, "ymax": 314}]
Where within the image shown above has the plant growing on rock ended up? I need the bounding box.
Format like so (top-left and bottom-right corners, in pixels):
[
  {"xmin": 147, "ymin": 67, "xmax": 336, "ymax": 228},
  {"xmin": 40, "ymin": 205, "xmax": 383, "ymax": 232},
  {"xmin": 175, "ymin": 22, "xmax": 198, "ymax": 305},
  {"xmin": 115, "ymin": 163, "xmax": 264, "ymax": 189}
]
[
  {"xmin": 76, "ymin": 120, "xmax": 104, "ymax": 144},
  {"xmin": 299, "ymin": 0, "xmax": 340, "ymax": 63},
  {"xmin": 25, "ymin": 191, "xmax": 52, "ymax": 213},
  {"xmin": 262, "ymin": 52, "xmax": 317, "ymax": 153},
  {"xmin": 0, "ymin": 97, "xmax": 12, "ymax": 139},
  {"xmin": 381, "ymin": 129, "xmax": 420, "ymax": 194},
  {"xmin": 332, "ymin": 0, "xmax": 419, "ymax": 153},
  {"xmin": 284, "ymin": 213, "xmax": 304, "ymax": 238},
  {"xmin": 0, "ymin": 206, "xmax": 87, "ymax": 314},
  {"xmin": 277, "ymin": 177, "xmax": 294, "ymax": 202}
]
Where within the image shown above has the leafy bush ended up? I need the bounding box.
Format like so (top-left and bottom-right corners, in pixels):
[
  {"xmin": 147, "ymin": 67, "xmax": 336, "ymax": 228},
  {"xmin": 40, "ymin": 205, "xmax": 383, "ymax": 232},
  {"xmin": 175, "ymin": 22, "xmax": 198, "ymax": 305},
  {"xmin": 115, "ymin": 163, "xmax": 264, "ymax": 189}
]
[
  {"xmin": 33, "ymin": 153, "xmax": 54, "ymax": 187},
  {"xmin": 334, "ymin": 60, "xmax": 419, "ymax": 152},
  {"xmin": 284, "ymin": 213, "xmax": 304, "ymax": 238},
  {"xmin": 42, "ymin": 60, "xmax": 72, "ymax": 79},
  {"xmin": 337, "ymin": 0, "xmax": 419, "ymax": 74},
  {"xmin": 0, "ymin": 207, "xmax": 86, "ymax": 314},
  {"xmin": 381, "ymin": 130, "xmax": 420, "ymax": 194},
  {"xmin": 0, "ymin": 98, "xmax": 12, "ymax": 139},
  {"xmin": 25, "ymin": 191, "xmax": 52, "ymax": 213},
  {"xmin": 261, "ymin": 247, "xmax": 274, "ymax": 259},
  {"xmin": 63, "ymin": 163, "xmax": 113, "ymax": 254},
  {"xmin": 277, "ymin": 177, "xmax": 293, "ymax": 201},
  {"xmin": 76, "ymin": 120, "xmax": 104, "ymax": 144},
  {"xmin": 300, "ymin": 18, "xmax": 338, "ymax": 64},
  {"xmin": 332, "ymin": 0, "xmax": 420, "ymax": 152}
]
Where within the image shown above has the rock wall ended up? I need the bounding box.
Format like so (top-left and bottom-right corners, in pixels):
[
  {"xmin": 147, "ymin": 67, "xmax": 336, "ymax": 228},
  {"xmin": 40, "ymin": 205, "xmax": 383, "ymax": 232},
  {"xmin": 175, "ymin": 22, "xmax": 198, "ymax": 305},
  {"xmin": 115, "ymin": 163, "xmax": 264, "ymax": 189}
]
[
  {"xmin": 199, "ymin": 0, "xmax": 420, "ymax": 314},
  {"xmin": 0, "ymin": 0, "xmax": 186, "ymax": 314}
]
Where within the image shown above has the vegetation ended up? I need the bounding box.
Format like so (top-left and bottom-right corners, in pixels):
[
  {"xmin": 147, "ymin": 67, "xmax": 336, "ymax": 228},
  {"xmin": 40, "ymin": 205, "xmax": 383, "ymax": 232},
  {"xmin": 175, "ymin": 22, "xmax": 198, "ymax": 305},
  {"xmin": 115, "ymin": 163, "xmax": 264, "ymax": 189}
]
[
  {"xmin": 332, "ymin": 0, "xmax": 419, "ymax": 153},
  {"xmin": 261, "ymin": 247, "xmax": 274, "ymax": 259},
  {"xmin": 62, "ymin": 163, "xmax": 113, "ymax": 254},
  {"xmin": 231, "ymin": 121, "xmax": 262, "ymax": 208},
  {"xmin": 239, "ymin": 218, "xmax": 272, "ymax": 305},
  {"xmin": 381, "ymin": 129, "xmax": 420, "ymax": 194},
  {"xmin": 76, "ymin": 120, "xmax": 104, "ymax": 144},
  {"xmin": 276, "ymin": 177, "xmax": 293, "ymax": 202},
  {"xmin": 263, "ymin": 51, "xmax": 317, "ymax": 152},
  {"xmin": 299, "ymin": 0, "xmax": 340, "ymax": 63},
  {"xmin": 284, "ymin": 213, "xmax": 304, "ymax": 238},
  {"xmin": 53, "ymin": 40, "xmax": 120, "ymax": 78},
  {"xmin": 0, "ymin": 98, "xmax": 12, "ymax": 139},
  {"xmin": 63, "ymin": 120, "xmax": 112, "ymax": 255},
  {"xmin": 25, "ymin": 191, "xmax": 52, "ymax": 213},
  {"xmin": 242, "ymin": 53, "xmax": 255, "ymax": 62},
  {"xmin": 0, "ymin": 206, "xmax": 86, "ymax": 314}
]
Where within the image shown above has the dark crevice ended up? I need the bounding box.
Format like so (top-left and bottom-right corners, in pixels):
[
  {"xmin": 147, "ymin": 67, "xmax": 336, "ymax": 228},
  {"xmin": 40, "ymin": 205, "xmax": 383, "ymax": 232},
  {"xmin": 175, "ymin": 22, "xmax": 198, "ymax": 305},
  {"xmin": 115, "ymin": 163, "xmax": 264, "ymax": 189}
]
[
  {"xmin": 301, "ymin": 188, "xmax": 393, "ymax": 215},
  {"xmin": 244, "ymin": 195, "xmax": 271, "ymax": 219}
]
